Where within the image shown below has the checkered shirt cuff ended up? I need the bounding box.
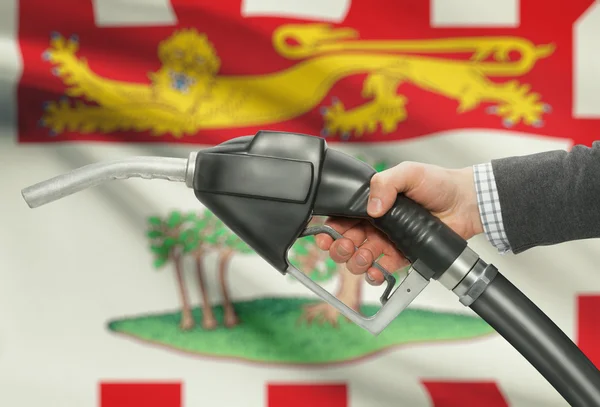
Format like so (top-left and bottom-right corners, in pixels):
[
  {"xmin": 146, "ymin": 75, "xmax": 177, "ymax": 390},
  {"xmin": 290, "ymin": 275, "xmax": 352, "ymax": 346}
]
[{"xmin": 473, "ymin": 163, "xmax": 511, "ymax": 254}]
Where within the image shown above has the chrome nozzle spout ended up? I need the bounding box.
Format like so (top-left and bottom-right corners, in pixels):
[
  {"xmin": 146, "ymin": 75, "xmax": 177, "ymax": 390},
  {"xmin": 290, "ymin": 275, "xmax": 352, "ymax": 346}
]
[{"xmin": 21, "ymin": 153, "xmax": 197, "ymax": 208}]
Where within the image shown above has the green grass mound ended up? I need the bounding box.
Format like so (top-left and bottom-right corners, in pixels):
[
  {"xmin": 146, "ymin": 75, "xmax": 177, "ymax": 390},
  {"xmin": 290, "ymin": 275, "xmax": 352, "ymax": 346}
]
[{"xmin": 107, "ymin": 297, "xmax": 495, "ymax": 365}]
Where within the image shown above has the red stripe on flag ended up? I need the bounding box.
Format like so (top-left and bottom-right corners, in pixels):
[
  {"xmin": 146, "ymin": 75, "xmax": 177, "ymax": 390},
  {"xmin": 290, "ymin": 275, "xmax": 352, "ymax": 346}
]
[
  {"xmin": 267, "ymin": 383, "xmax": 347, "ymax": 407},
  {"xmin": 100, "ymin": 382, "xmax": 181, "ymax": 407},
  {"xmin": 422, "ymin": 381, "xmax": 509, "ymax": 407},
  {"xmin": 577, "ymin": 295, "xmax": 600, "ymax": 368}
]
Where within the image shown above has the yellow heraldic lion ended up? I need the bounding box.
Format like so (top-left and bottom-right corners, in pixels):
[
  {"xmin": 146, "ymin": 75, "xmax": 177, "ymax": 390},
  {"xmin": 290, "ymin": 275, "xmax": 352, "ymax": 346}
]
[{"xmin": 40, "ymin": 24, "xmax": 555, "ymax": 138}]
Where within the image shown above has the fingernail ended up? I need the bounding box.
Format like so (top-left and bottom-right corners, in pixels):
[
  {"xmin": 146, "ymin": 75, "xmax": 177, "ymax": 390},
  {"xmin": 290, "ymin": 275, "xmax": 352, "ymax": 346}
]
[
  {"xmin": 365, "ymin": 273, "xmax": 376, "ymax": 285},
  {"xmin": 368, "ymin": 197, "xmax": 382, "ymax": 214},
  {"xmin": 356, "ymin": 254, "xmax": 368, "ymax": 267},
  {"xmin": 337, "ymin": 245, "xmax": 349, "ymax": 256}
]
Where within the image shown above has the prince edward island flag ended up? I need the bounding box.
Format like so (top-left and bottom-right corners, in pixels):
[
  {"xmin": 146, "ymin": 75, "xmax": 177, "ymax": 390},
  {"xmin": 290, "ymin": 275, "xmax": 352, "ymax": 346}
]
[{"xmin": 1, "ymin": 0, "xmax": 600, "ymax": 406}]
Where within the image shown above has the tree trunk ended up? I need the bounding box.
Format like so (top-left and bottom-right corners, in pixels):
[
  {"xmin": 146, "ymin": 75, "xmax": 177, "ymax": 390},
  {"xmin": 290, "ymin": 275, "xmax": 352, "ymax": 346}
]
[
  {"xmin": 336, "ymin": 267, "xmax": 363, "ymax": 312},
  {"xmin": 218, "ymin": 249, "xmax": 239, "ymax": 327},
  {"xmin": 173, "ymin": 252, "xmax": 195, "ymax": 330},
  {"xmin": 301, "ymin": 267, "xmax": 363, "ymax": 326},
  {"xmin": 195, "ymin": 252, "xmax": 217, "ymax": 330}
]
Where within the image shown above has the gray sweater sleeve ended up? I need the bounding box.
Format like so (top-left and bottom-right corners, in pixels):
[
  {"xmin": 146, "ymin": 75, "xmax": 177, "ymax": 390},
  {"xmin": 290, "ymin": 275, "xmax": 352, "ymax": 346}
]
[{"xmin": 491, "ymin": 141, "xmax": 600, "ymax": 254}]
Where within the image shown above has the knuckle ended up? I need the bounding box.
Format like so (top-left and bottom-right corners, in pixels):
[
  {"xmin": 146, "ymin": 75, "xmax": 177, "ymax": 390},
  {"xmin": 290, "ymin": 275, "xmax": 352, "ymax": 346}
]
[
  {"xmin": 354, "ymin": 250, "xmax": 373, "ymax": 269},
  {"xmin": 395, "ymin": 161, "xmax": 420, "ymax": 178},
  {"xmin": 347, "ymin": 261, "xmax": 363, "ymax": 275},
  {"xmin": 314, "ymin": 235, "xmax": 330, "ymax": 250},
  {"xmin": 370, "ymin": 172, "xmax": 385, "ymax": 189},
  {"xmin": 397, "ymin": 160, "xmax": 418, "ymax": 170},
  {"xmin": 329, "ymin": 239, "xmax": 354, "ymax": 261}
]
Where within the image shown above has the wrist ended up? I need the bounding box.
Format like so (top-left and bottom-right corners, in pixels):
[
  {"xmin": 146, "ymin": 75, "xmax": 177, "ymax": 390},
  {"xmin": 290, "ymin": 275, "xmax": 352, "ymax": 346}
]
[
  {"xmin": 459, "ymin": 166, "xmax": 484, "ymax": 237},
  {"xmin": 469, "ymin": 162, "xmax": 512, "ymax": 254}
]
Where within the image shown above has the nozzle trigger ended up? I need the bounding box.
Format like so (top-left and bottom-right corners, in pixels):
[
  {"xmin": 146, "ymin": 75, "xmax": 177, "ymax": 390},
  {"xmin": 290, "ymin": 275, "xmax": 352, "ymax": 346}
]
[
  {"xmin": 299, "ymin": 225, "xmax": 396, "ymax": 305},
  {"xmin": 286, "ymin": 223, "xmax": 430, "ymax": 335}
]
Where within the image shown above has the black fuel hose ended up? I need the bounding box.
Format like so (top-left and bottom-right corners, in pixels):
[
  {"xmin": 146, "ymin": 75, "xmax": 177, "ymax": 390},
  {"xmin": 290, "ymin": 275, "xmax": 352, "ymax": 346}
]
[{"xmin": 470, "ymin": 273, "xmax": 600, "ymax": 407}]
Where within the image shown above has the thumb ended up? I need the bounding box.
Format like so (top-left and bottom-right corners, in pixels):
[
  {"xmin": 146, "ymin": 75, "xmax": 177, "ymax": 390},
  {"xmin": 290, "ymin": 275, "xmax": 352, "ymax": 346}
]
[{"xmin": 367, "ymin": 162, "xmax": 422, "ymax": 218}]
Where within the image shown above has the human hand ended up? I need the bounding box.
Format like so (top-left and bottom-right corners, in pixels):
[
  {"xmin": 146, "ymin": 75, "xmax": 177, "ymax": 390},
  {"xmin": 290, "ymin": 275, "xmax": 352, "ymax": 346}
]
[{"xmin": 315, "ymin": 161, "xmax": 484, "ymax": 285}]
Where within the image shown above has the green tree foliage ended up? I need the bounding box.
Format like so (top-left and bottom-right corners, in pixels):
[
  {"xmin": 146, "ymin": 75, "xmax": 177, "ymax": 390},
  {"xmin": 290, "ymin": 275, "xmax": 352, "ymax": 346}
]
[
  {"xmin": 373, "ymin": 160, "xmax": 389, "ymax": 172},
  {"xmin": 188, "ymin": 209, "xmax": 215, "ymax": 251},
  {"xmin": 355, "ymin": 154, "xmax": 390, "ymax": 173},
  {"xmin": 200, "ymin": 214, "xmax": 233, "ymax": 249},
  {"xmin": 288, "ymin": 234, "xmax": 338, "ymax": 282},
  {"xmin": 146, "ymin": 210, "xmax": 199, "ymax": 268}
]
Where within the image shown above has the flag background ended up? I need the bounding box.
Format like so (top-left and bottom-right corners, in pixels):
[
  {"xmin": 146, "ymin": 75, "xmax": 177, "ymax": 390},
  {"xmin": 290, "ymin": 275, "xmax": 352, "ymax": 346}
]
[{"xmin": 1, "ymin": 1, "xmax": 600, "ymax": 406}]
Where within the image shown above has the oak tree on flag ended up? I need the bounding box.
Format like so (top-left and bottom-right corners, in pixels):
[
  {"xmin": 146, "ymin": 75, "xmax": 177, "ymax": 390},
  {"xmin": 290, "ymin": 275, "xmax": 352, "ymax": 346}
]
[
  {"xmin": 197, "ymin": 213, "xmax": 253, "ymax": 328},
  {"xmin": 292, "ymin": 216, "xmax": 357, "ymax": 327},
  {"xmin": 187, "ymin": 209, "xmax": 223, "ymax": 330},
  {"xmin": 146, "ymin": 210, "xmax": 198, "ymax": 330},
  {"xmin": 147, "ymin": 208, "xmax": 256, "ymax": 330}
]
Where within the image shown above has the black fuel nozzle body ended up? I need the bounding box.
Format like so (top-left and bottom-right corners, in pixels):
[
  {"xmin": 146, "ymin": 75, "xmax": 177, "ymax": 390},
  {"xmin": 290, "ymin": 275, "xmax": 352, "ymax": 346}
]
[
  {"xmin": 192, "ymin": 130, "xmax": 466, "ymax": 282},
  {"xmin": 192, "ymin": 131, "xmax": 326, "ymax": 272}
]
